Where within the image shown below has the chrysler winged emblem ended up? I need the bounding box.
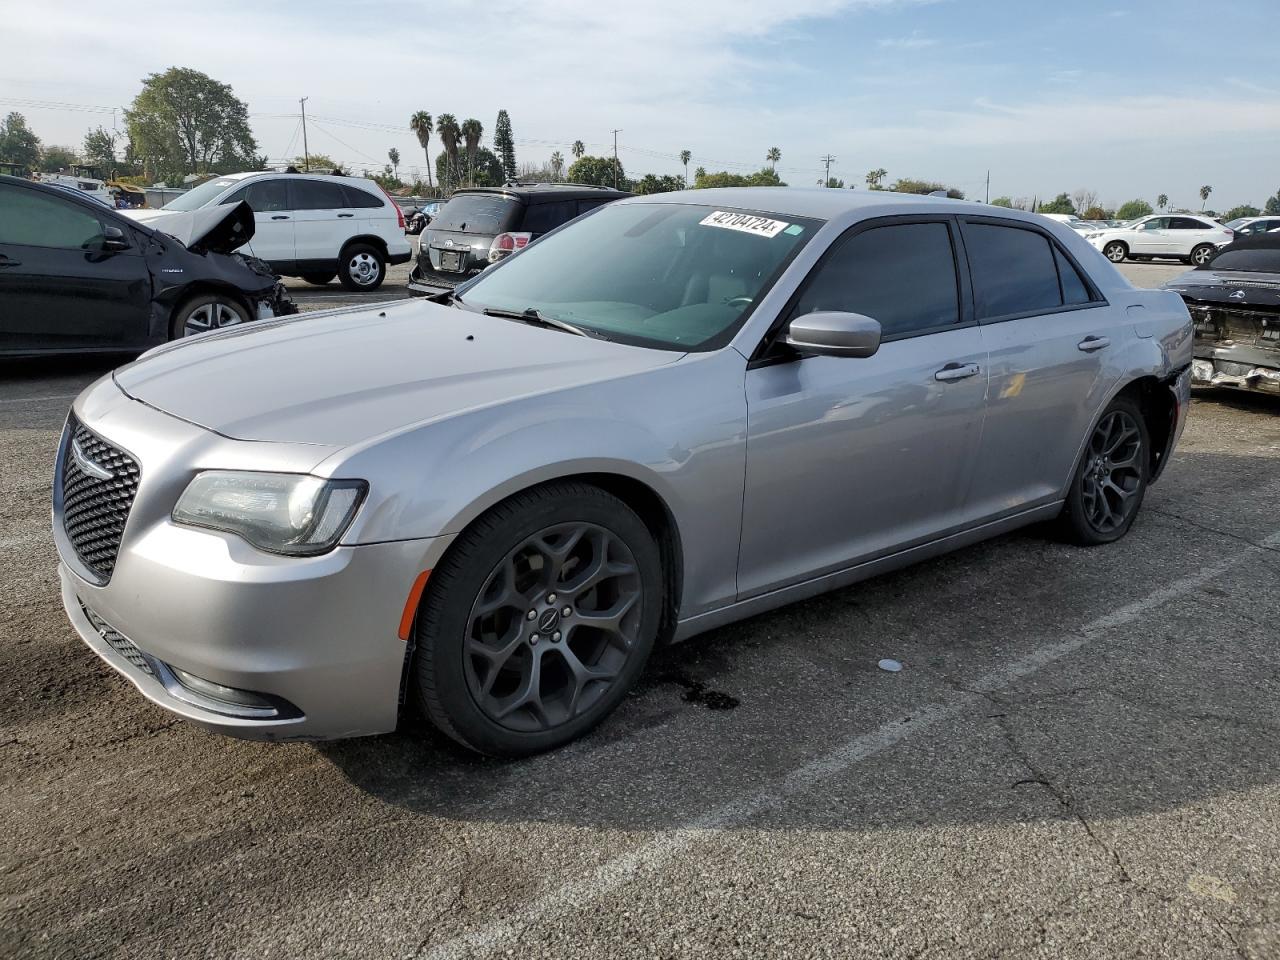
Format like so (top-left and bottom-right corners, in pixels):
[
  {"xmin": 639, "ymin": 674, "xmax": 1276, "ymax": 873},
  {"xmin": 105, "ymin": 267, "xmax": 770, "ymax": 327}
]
[
  {"xmin": 70, "ymin": 438, "xmax": 114, "ymax": 480},
  {"xmin": 1229, "ymin": 290, "xmax": 1246, "ymax": 299}
]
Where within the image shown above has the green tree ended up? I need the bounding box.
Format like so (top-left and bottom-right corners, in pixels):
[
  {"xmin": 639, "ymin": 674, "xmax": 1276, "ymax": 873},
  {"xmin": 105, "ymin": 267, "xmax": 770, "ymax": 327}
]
[
  {"xmin": 435, "ymin": 114, "xmax": 462, "ymax": 190},
  {"xmin": 125, "ymin": 67, "xmax": 257, "ymax": 181},
  {"xmin": 694, "ymin": 168, "xmax": 786, "ymax": 189},
  {"xmin": 460, "ymin": 117, "xmax": 483, "ymax": 185},
  {"xmin": 1199, "ymin": 184, "xmax": 1212, "ymax": 210},
  {"xmin": 493, "ymin": 109, "xmax": 517, "ymax": 181},
  {"xmin": 1081, "ymin": 206, "xmax": 1108, "ymax": 220},
  {"xmin": 435, "ymin": 146, "xmax": 503, "ymax": 187},
  {"xmin": 549, "ymin": 151, "xmax": 564, "ymax": 180},
  {"xmin": 0, "ymin": 112, "xmax": 41, "ymax": 169},
  {"xmin": 1223, "ymin": 204, "xmax": 1260, "ymax": 221},
  {"xmin": 1038, "ymin": 192, "xmax": 1075, "ymax": 214},
  {"xmin": 39, "ymin": 145, "xmax": 79, "ymax": 173},
  {"xmin": 890, "ymin": 178, "xmax": 964, "ymax": 200},
  {"xmin": 632, "ymin": 173, "xmax": 684, "ymax": 195},
  {"xmin": 410, "ymin": 111, "xmax": 434, "ymax": 192},
  {"xmin": 1265, "ymin": 189, "xmax": 1280, "ymax": 215},
  {"xmin": 82, "ymin": 126, "xmax": 117, "ymax": 167},
  {"xmin": 387, "ymin": 147, "xmax": 400, "ymax": 180},
  {"xmin": 1156, "ymin": 193, "xmax": 1168, "ymax": 211},
  {"xmin": 866, "ymin": 167, "xmax": 888, "ymax": 190},
  {"xmin": 294, "ymin": 153, "xmax": 346, "ymax": 174},
  {"xmin": 822, "ymin": 177, "xmax": 845, "ymax": 188},
  {"xmin": 766, "ymin": 146, "xmax": 780, "ymax": 170},
  {"xmin": 567, "ymin": 154, "xmax": 624, "ymax": 187},
  {"xmin": 571, "ymin": 139, "xmax": 585, "ymax": 160},
  {"xmin": 679, "ymin": 149, "xmax": 691, "ymax": 186},
  {"xmin": 990, "ymin": 196, "xmax": 1014, "ymax": 207},
  {"xmin": 1116, "ymin": 199, "xmax": 1154, "ymax": 220},
  {"xmin": 694, "ymin": 166, "xmax": 706, "ymax": 181}
]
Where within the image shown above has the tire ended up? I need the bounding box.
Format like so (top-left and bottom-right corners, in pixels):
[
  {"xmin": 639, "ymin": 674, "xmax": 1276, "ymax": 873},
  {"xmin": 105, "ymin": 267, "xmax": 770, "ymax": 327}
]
[
  {"xmin": 1102, "ymin": 241, "xmax": 1128, "ymax": 263},
  {"xmin": 1190, "ymin": 243, "xmax": 1215, "ymax": 267},
  {"xmin": 338, "ymin": 243, "xmax": 386, "ymax": 291},
  {"xmin": 301, "ymin": 271, "xmax": 335, "ymax": 286},
  {"xmin": 169, "ymin": 292, "xmax": 251, "ymax": 340},
  {"xmin": 1059, "ymin": 395, "xmax": 1151, "ymax": 546},
  {"xmin": 413, "ymin": 482, "xmax": 664, "ymax": 757}
]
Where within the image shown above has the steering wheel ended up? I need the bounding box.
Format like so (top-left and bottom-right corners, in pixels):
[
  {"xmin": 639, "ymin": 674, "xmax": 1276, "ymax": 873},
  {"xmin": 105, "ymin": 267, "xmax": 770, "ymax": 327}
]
[{"xmin": 725, "ymin": 296, "xmax": 754, "ymax": 309}]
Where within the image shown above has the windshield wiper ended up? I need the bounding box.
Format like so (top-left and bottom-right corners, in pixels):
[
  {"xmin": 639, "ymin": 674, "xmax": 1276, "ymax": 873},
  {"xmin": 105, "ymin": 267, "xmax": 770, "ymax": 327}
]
[{"xmin": 482, "ymin": 306, "xmax": 604, "ymax": 340}]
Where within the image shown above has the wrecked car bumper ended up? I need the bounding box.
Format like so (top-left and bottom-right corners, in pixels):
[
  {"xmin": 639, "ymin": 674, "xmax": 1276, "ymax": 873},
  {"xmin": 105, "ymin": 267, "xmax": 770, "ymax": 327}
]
[{"xmin": 1191, "ymin": 351, "xmax": 1280, "ymax": 394}]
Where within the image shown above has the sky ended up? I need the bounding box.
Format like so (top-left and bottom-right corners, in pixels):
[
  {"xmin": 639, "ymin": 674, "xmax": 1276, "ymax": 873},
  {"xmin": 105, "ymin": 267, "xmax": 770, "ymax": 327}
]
[{"xmin": 4, "ymin": 0, "xmax": 1280, "ymax": 211}]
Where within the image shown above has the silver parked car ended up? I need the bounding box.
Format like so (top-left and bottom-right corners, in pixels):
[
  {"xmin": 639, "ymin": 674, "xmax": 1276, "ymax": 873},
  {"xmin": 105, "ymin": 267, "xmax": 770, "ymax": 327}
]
[{"xmin": 55, "ymin": 190, "xmax": 1193, "ymax": 756}]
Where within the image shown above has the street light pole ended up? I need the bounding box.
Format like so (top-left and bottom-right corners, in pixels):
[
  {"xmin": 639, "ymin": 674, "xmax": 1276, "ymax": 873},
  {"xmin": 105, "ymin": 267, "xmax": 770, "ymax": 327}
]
[
  {"xmin": 820, "ymin": 154, "xmax": 836, "ymax": 187},
  {"xmin": 300, "ymin": 97, "xmax": 310, "ymax": 171},
  {"xmin": 612, "ymin": 129, "xmax": 622, "ymax": 190}
]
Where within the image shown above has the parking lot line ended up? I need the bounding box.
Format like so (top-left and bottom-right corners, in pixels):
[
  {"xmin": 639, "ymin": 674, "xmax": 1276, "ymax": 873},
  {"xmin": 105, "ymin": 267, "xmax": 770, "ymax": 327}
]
[{"xmin": 420, "ymin": 523, "xmax": 1280, "ymax": 960}]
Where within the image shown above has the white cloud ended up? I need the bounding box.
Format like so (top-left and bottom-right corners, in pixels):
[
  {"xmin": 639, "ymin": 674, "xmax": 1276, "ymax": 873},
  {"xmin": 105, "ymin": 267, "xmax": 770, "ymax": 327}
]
[{"xmin": 877, "ymin": 32, "xmax": 939, "ymax": 49}]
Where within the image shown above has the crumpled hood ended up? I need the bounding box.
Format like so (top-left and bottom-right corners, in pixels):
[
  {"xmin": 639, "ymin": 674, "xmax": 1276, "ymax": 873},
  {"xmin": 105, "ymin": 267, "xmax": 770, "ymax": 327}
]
[
  {"xmin": 113, "ymin": 299, "xmax": 682, "ymax": 446},
  {"xmin": 1164, "ymin": 269, "xmax": 1280, "ymax": 307},
  {"xmin": 130, "ymin": 201, "xmax": 255, "ymax": 254}
]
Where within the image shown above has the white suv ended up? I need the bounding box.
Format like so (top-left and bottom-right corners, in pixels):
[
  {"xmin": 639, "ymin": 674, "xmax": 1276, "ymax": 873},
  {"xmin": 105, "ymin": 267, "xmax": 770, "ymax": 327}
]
[
  {"xmin": 1086, "ymin": 214, "xmax": 1233, "ymax": 266},
  {"xmin": 127, "ymin": 172, "xmax": 412, "ymax": 291}
]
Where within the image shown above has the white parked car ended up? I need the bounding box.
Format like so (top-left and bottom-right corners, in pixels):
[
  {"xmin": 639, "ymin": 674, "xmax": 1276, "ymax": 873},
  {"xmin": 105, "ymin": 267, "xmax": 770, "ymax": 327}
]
[
  {"xmin": 1086, "ymin": 214, "xmax": 1233, "ymax": 265},
  {"xmin": 126, "ymin": 172, "xmax": 412, "ymax": 290},
  {"xmin": 1224, "ymin": 216, "xmax": 1280, "ymax": 239},
  {"xmin": 1040, "ymin": 213, "xmax": 1094, "ymax": 233}
]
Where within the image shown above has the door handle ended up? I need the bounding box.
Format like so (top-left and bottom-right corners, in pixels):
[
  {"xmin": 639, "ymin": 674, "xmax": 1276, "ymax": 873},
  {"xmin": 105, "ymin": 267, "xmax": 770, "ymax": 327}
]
[
  {"xmin": 337, "ymin": 212, "xmax": 354, "ymax": 218},
  {"xmin": 271, "ymin": 215, "xmax": 290, "ymax": 220},
  {"xmin": 934, "ymin": 362, "xmax": 980, "ymax": 382},
  {"xmin": 0, "ymin": 255, "xmax": 19, "ymax": 267},
  {"xmin": 1077, "ymin": 335, "xmax": 1110, "ymax": 352}
]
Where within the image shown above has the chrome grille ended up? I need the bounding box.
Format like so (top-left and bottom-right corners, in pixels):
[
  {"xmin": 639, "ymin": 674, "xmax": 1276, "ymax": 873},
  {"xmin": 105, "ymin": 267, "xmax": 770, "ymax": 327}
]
[{"xmin": 60, "ymin": 417, "xmax": 140, "ymax": 582}]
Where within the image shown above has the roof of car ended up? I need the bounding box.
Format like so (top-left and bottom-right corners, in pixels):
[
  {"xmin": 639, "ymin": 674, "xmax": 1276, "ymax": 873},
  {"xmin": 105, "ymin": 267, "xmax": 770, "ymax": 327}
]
[
  {"xmin": 452, "ymin": 183, "xmax": 632, "ymax": 203},
  {"xmin": 614, "ymin": 187, "xmax": 992, "ymax": 221}
]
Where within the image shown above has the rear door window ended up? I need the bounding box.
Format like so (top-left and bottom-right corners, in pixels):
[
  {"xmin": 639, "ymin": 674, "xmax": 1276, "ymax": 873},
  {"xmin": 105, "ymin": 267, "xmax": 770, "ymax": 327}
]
[
  {"xmin": 1170, "ymin": 217, "xmax": 1204, "ymax": 230},
  {"xmin": 224, "ymin": 179, "xmax": 290, "ymax": 212},
  {"xmin": 791, "ymin": 221, "xmax": 960, "ymax": 338},
  {"xmin": 341, "ymin": 184, "xmax": 384, "ymax": 209},
  {"xmin": 431, "ymin": 194, "xmax": 519, "ymax": 234},
  {"xmin": 520, "ymin": 200, "xmax": 577, "ymax": 235},
  {"xmin": 1053, "ymin": 246, "xmax": 1093, "ymax": 305},
  {"xmin": 577, "ymin": 198, "xmax": 614, "ymax": 216},
  {"xmin": 964, "ymin": 222, "xmax": 1063, "ymax": 319},
  {"xmin": 289, "ymin": 180, "xmax": 350, "ymax": 210}
]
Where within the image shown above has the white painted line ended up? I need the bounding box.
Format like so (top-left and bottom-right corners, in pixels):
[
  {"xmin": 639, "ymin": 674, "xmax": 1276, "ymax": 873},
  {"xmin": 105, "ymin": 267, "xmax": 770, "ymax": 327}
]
[{"xmin": 420, "ymin": 527, "xmax": 1280, "ymax": 960}]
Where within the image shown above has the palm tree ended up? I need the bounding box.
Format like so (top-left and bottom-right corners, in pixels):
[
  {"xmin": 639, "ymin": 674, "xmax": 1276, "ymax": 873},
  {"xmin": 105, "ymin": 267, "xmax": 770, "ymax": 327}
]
[
  {"xmin": 550, "ymin": 151, "xmax": 564, "ymax": 180},
  {"xmin": 387, "ymin": 147, "xmax": 400, "ymax": 181},
  {"xmin": 766, "ymin": 147, "xmax": 780, "ymax": 171},
  {"xmin": 461, "ymin": 118, "xmax": 483, "ymax": 185},
  {"xmin": 1156, "ymin": 193, "xmax": 1168, "ymax": 211},
  {"xmin": 866, "ymin": 167, "xmax": 888, "ymax": 190},
  {"xmin": 436, "ymin": 114, "xmax": 461, "ymax": 190},
  {"xmin": 572, "ymin": 140, "xmax": 585, "ymax": 161},
  {"xmin": 410, "ymin": 111, "xmax": 433, "ymax": 191},
  {"xmin": 1199, "ymin": 184, "xmax": 1212, "ymax": 210},
  {"xmin": 680, "ymin": 149, "xmax": 691, "ymax": 186}
]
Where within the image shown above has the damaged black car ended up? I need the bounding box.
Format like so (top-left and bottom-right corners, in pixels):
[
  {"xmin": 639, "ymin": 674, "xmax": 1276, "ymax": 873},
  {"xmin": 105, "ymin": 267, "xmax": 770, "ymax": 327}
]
[
  {"xmin": 1163, "ymin": 233, "xmax": 1280, "ymax": 396},
  {"xmin": 0, "ymin": 174, "xmax": 295, "ymax": 358}
]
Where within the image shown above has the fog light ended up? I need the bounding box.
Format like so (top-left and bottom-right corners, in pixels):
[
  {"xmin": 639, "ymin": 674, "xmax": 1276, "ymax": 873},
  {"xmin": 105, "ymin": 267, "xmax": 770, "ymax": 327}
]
[{"xmin": 171, "ymin": 667, "xmax": 278, "ymax": 712}]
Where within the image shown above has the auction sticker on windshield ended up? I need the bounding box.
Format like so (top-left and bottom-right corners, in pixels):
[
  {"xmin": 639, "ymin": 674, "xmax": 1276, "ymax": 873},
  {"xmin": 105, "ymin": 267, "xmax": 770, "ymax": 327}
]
[{"xmin": 699, "ymin": 211, "xmax": 790, "ymax": 238}]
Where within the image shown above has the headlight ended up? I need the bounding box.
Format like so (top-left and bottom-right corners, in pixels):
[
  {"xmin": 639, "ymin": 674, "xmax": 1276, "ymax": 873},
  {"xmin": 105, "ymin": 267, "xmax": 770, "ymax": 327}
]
[
  {"xmin": 1086, "ymin": 233, "xmax": 1102, "ymax": 240},
  {"xmin": 173, "ymin": 471, "xmax": 367, "ymax": 556}
]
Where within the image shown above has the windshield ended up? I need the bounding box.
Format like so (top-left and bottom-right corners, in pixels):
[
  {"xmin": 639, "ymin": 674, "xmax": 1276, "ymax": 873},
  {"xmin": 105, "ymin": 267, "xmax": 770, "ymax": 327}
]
[
  {"xmin": 431, "ymin": 193, "xmax": 518, "ymax": 233},
  {"xmin": 1204, "ymin": 247, "xmax": 1280, "ymax": 272},
  {"xmin": 161, "ymin": 177, "xmax": 237, "ymax": 211},
  {"xmin": 457, "ymin": 202, "xmax": 819, "ymax": 350}
]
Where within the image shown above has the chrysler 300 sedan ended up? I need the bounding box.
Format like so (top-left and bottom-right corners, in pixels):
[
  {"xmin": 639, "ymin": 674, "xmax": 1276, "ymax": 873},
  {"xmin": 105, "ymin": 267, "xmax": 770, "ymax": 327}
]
[{"xmin": 55, "ymin": 189, "xmax": 1193, "ymax": 756}]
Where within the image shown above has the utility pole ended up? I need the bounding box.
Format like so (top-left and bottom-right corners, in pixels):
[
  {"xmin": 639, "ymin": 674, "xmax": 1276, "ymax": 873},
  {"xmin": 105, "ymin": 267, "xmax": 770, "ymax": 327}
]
[
  {"xmin": 299, "ymin": 97, "xmax": 310, "ymax": 171},
  {"xmin": 985, "ymin": 169, "xmax": 990, "ymax": 204},
  {"xmin": 820, "ymin": 154, "xmax": 836, "ymax": 187},
  {"xmin": 612, "ymin": 129, "xmax": 622, "ymax": 190}
]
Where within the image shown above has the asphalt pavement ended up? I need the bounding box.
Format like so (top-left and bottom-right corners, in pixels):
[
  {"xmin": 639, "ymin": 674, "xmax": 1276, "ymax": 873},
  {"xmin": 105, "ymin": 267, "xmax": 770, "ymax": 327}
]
[{"xmin": 3, "ymin": 260, "xmax": 1277, "ymax": 959}]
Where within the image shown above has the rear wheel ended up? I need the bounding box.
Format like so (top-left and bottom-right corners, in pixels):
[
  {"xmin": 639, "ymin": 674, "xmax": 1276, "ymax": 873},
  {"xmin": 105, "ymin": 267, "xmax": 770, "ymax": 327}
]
[
  {"xmin": 413, "ymin": 482, "xmax": 663, "ymax": 757},
  {"xmin": 1059, "ymin": 396, "xmax": 1150, "ymax": 545},
  {"xmin": 338, "ymin": 244, "xmax": 386, "ymax": 291},
  {"xmin": 1103, "ymin": 241, "xmax": 1128, "ymax": 263},
  {"xmin": 170, "ymin": 293, "xmax": 250, "ymax": 340},
  {"xmin": 301, "ymin": 271, "xmax": 335, "ymax": 286},
  {"xmin": 1190, "ymin": 243, "xmax": 1215, "ymax": 266}
]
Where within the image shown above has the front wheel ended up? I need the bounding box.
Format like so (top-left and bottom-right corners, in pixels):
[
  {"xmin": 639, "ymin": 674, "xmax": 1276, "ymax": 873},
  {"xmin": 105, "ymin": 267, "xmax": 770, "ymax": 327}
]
[
  {"xmin": 170, "ymin": 293, "xmax": 250, "ymax": 340},
  {"xmin": 1190, "ymin": 244, "xmax": 1215, "ymax": 266},
  {"xmin": 1103, "ymin": 241, "xmax": 1128, "ymax": 263},
  {"xmin": 338, "ymin": 244, "xmax": 386, "ymax": 291},
  {"xmin": 413, "ymin": 482, "xmax": 663, "ymax": 757},
  {"xmin": 301, "ymin": 271, "xmax": 335, "ymax": 286},
  {"xmin": 1059, "ymin": 397, "xmax": 1150, "ymax": 545}
]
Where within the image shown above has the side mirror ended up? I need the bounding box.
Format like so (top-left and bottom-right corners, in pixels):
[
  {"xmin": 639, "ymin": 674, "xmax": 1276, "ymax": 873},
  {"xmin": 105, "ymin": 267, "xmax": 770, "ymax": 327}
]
[
  {"xmin": 785, "ymin": 311, "xmax": 882, "ymax": 358},
  {"xmin": 101, "ymin": 224, "xmax": 130, "ymax": 251}
]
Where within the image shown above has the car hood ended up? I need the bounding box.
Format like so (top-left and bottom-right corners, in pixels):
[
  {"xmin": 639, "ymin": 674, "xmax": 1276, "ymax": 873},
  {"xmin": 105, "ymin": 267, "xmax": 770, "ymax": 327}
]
[
  {"xmin": 128, "ymin": 201, "xmax": 255, "ymax": 254},
  {"xmin": 112, "ymin": 299, "xmax": 683, "ymax": 446},
  {"xmin": 1164, "ymin": 269, "xmax": 1280, "ymax": 307}
]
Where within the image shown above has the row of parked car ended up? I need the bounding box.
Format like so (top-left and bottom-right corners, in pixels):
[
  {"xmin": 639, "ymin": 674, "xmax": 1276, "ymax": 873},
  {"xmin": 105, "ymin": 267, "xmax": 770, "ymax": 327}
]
[{"xmin": 1045, "ymin": 210, "xmax": 1280, "ymax": 266}]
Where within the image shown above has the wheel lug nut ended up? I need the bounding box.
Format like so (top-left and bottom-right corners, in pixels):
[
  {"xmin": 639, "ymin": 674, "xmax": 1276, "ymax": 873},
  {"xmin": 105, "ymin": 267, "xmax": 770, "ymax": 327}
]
[
  {"xmin": 547, "ymin": 593, "xmax": 557, "ymax": 604},
  {"xmin": 562, "ymin": 606, "xmax": 572, "ymax": 616},
  {"xmin": 552, "ymin": 631, "xmax": 561, "ymax": 642},
  {"xmin": 530, "ymin": 634, "xmax": 540, "ymax": 645},
  {"xmin": 527, "ymin": 610, "xmax": 537, "ymax": 620}
]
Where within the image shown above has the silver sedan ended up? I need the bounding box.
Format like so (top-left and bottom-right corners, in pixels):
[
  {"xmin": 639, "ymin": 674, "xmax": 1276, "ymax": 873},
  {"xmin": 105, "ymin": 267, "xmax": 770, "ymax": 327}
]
[{"xmin": 55, "ymin": 189, "xmax": 1193, "ymax": 756}]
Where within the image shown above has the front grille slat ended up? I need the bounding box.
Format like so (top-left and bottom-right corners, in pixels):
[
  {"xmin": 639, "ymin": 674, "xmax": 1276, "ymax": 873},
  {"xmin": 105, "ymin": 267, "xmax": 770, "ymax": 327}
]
[
  {"xmin": 60, "ymin": 417, "xmax": 140, "ymax": 582},
  {"xmin": 80, "ymin": 601, "xmax": 154, "ymax": 677}
]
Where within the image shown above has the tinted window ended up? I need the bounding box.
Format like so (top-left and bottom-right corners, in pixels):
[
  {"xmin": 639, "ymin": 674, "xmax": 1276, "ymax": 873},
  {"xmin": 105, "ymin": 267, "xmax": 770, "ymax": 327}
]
[
  {"xmin": 0, "ymin": 186, "xmax": 104, "ymax": 249},
  {"xmin": 965, "ymin": 223, "xmax": 1061, "ymax": 319},
  {"xmin": 1054, "ymin": 246, "xmax": 1092, "ymax": 305},
  {"xmin": 290, "ymin": 180, "xmax": 350, "ymax": 210},
  {"xmin": 791, "ymin": 222, "xmax": 958, "ymax": 337},
  {"xmin": 520, "ymin": 200, "xmax": 577, "ymax": 234},
  {"xmin": 225, "ymin": 179, "xmax": 289, "ymax": 212},
  {"xmin": 342, "ymin": 184, "xmax": 384, "ymax": 209},
  {"xmin": 431, "ymin": 194, "xmax": 519, "ymax": 234},
  {"xmin": 1170, "ymin": 217, "xmax": 1205, "ymax": 230},
  {"xmin": 577, "ymin": 199, "xmax": 613, "ymax": 216},
  {"xmin": 1204, "ymin": 247, "xmax": 1280, "ymax": 272}
]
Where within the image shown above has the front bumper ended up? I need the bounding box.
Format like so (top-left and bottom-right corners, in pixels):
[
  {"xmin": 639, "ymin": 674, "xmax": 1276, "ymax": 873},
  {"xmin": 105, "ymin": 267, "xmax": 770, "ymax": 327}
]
[{"xmin": 1191, "ymin": 352, "xmax": 1280, "ymax": 393}]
